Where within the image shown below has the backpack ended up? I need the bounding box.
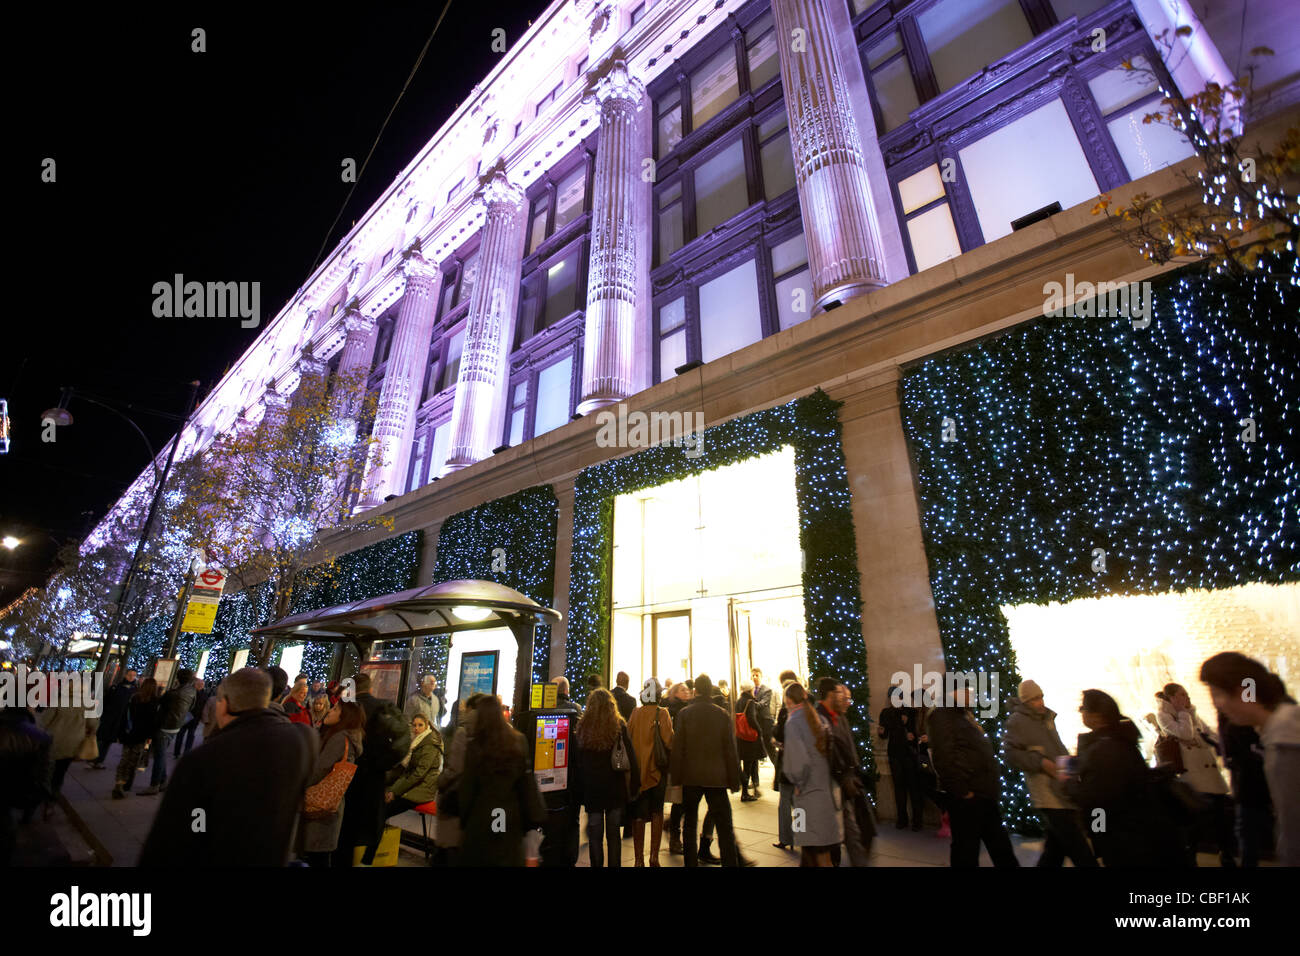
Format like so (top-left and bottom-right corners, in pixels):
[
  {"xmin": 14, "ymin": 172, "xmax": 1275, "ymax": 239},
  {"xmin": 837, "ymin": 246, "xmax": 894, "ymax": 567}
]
[
  {"xmin": 735, "ymin": 708, "xmax": 759, "ymax": 742},
  {"xmin": 367, "ymin": 702, "xmax": 413, "ymax": 772}
]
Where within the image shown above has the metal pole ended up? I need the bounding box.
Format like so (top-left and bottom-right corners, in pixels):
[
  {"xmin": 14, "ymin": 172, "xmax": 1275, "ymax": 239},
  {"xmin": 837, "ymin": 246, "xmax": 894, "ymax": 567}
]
[
  {"xmin": 162, "ymin": 565, "xmax": 198, "ymax": 662},
  {"xmin": 95, "ymin": 381, "xmax": 201, "ymax": 674}
]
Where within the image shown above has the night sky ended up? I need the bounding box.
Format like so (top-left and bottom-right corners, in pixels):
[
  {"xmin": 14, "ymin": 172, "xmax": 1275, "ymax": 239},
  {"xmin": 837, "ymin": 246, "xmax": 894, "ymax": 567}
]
[{"xmin": 3, "ymin": 1, "xmax": 551, "ymax": 603}]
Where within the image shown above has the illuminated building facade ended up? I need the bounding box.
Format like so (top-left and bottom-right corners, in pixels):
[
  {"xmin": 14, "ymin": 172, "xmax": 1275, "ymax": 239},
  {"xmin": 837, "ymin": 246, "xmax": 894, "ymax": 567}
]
[{"xmin": 90, "ymin": 0, "xmax": 1300, "ymax": 822}]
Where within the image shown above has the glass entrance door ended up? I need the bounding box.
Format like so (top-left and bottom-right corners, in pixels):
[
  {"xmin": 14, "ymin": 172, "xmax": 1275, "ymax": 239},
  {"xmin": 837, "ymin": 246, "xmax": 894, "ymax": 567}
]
[{"xmin": 652, "ymin": 611, "xmax": 692, "ymax": 682}]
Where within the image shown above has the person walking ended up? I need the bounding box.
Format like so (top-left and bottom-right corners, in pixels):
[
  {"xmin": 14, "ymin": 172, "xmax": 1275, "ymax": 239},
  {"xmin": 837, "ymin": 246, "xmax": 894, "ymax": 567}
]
[
  {"xmin": 458, "ymin": 696, "xmax": 545, "ymax": 867},
  {"xmin": 572, "ymin": 688, "xmax": 638, "ymax": 867},
  {"xmin": 626, "ymin": 678, "xmax": 673, "ymax": 867},
  {"xmin": 298, "ymin": 699, "xmax": 364, "ymax": 867},
  {"xmin": 818, "ymin": 678, "xmax": 874, "ymax": 866},
  {"xmin": 927, "ymin": 679, "xmax": 1019, "ymax": 867},
  {"xmin": 37, "ymin": 697, "xmax": 98, "ymax": 815},
  {"xmin": 1062, "ymin": 689, "xmax": 1186, "ymax": 867},
  {"xmin": 139, "ymin": 668, "xmax": 317, "ymax": 865},
  {"xmin": 735, "ymin": 682, "xmax": 764, "ymax": 801},
  {"xmin": 782, "ymin": 681, "xmax": 840, "ymax": 866},
  {"xmin": 384, "ymin": 713, "xmax": 444, "ymax": 817},
  {"xmin": 90, "ymin": 669, "xmax": 137, "ymax": 770},
  {"xmin": 140, "ymin": 668, "xmax": 196, "ymax": 795},
  {"xmin": 1155, "ymin": 683, "xmax": 1234, "ymax": 866},
  {"xmin": 611, "ymin": 671, "xmax": 638, "ymax": 722},
  {"xmin": 332, "ymin": 672, "xmax": 411, "ymax": 866},
  {"xmin": 173, "ymin": 678, "xmax": 211, "ymax": 757},
  {"xmin": 877, "ymin": 683, "xmax": 925, "ymax": 831},
  {"xmin": 669, "ymin": 674, "xmax": 742, "ymax": 867},
  {"xmin": 770, "ymin": 669, "xmax": 799, "ymax": 851},
  {"xmin": 663, "ymin": 679, "xmax": 693, "ymax": 856},
  {"xmin": 1200, "ymin": 652, "xmax": 1299, "ymax": 866},
  {"xmin": 111, "ymin": 678, "xmax": 161, "ymax": 799},
  {"xmin": 1004, "ymin": 679, "xmax": 1097, "ymax": 867},
  {"xmin": 1216, "ymin": 714, "xmax": 1272, "ymax": 866}
]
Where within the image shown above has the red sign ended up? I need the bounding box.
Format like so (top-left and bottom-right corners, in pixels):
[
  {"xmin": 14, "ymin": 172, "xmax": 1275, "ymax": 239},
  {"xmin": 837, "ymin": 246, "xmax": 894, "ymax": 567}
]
[{"xmin": 198, "ymin": 568, "xmax": 226, "ymax": 588}]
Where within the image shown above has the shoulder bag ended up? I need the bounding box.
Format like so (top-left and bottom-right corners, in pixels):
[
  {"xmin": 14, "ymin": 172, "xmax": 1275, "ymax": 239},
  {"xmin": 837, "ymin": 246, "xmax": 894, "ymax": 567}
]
[
  {"xmin": 611, "ymin": 725, "xmax": 631, "ymax": 771},
  {"xmin": 651, "ymin": 707, "xmax": 670, "ymax": 772},
  {"xmin": 304, "ymin": 736, "xmax": 358, "ymax": 819}
]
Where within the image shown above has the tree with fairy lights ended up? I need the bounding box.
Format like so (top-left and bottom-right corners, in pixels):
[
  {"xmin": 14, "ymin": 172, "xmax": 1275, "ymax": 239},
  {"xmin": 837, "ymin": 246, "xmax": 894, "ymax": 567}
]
[
  {"xmin": 1091, "ymin": 27, "xmax": 1299, "ymax": 280},
  {"xmin": 170, "ymin": 362, "xmax": 394, "ymax": 666}
]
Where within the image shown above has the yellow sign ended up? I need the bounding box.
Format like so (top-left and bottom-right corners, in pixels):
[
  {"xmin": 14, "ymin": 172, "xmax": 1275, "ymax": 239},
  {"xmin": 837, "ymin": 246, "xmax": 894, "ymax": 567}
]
[
  {"xmin": 181, "ymin": 599, "xmax": 219, "ymax": 634},
  {"xmin": 543, "ymin": 683, "xmax": 557, "ymax": 708},
  {"xmin": 531, "ymin": 683, "xmax": 545, "ymax": 708}
]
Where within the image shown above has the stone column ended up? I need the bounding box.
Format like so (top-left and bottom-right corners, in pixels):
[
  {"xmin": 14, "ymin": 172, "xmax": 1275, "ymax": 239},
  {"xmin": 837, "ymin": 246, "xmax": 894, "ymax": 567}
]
[
  {"xmin": 577, "ymin": 59, "xmax": 646, "ymax": 415},
  {"xmin": 290, "ymin": 349, "xmax": 327, "ymax": 406},
  {"xmin": 336, "ymin": 309, "xmax": 378, "ymax": 407},
  {"xmin": 772, "ymin": 0, "xmax": 889, "ymax": 310},
  {"xmin": 361, "ymin": 253, "xmax": 442, "ymax": 505},
  {"xmin": 441, "ymin": 168, "xmax": 526, "ymax": 474}
]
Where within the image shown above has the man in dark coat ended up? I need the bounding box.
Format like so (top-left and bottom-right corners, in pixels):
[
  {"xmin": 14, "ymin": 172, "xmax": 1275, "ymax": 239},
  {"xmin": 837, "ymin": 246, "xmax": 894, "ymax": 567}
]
[
  {"xmin": 750, "ymin": 668, "xmax": 776, "ymax": 757},
  {"xmin": 138, "ymin": 668, "xmax": 314, "ymax": 866},
  {"xmin": 878, "ymin": 683, "xmax": 924, "ymax": 830},
  {"xmin": 668, "ymin": 674, "xmax": 741, "ymax": 867},
  {"xmin": 819, "ymin": 677, "xmax": 874, "ymax": 865},
  {"xmin": 611, "ymin": 672, "xmax": 637, "ymax": 722},
  {"xmin": 91, "ymin": 668, "xmax": 137, "ymax": 769},
  {"xmin": 141, "ymin": 668, "xmax": 196, "ymax": 794},
  {"xmin": 927, "ymin": 680, "xmax": 1019, "ymax": 867},
  {"xmin": 333, "ymin": 672, "xmax": 411, "ymax": 866}
]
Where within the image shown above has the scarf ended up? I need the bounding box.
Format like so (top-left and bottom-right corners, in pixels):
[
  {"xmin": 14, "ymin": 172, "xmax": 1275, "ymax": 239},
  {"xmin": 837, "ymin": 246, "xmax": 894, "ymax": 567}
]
[{"xmin": 401, "ymin": 728, "xmax": 432, "ymax": 768}]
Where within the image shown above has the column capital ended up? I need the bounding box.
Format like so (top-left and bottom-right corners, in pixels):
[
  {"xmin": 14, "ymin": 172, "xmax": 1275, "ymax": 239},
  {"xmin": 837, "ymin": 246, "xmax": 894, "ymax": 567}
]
[
  {"xmin": 295, "ymin": 347, "xmax": 327, "ymax": 379},
  {"xmin": 400, "ymin": 252, "xmax": 439, "ymax": 283},
  {"xmin": 474, "ymin": 165, "xmax": 525, "ymax": 212},
  {"xmin": 592, "ymin": 57, "xmax": 645, "ymax": 111},
  {"xmin": 342, "ymin": 308, "xmax": 376, "ymax": 336}
]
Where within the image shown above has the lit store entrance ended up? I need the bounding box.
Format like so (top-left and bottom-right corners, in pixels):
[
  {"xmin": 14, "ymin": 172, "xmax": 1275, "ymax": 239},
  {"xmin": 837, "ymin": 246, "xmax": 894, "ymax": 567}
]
[{"xmin": 608, "ymin": 446, "xmax": 808, "ymax": 702}]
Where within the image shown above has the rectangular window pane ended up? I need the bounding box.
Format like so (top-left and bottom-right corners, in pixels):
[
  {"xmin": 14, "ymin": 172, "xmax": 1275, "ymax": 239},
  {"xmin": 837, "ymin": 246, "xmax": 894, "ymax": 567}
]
[
  {"xmin": 659, "ymin": 327, "xmax": 687, "ymax": 378},
  {"xmin": 408, "ymin": 433, "xmax": 428, "ymax": 492},
  {"xmin": 775, "ymin": 268, "xmax": 813, "ymax": 330},
  {"xmin": 1087, "ymin": 57, "xmax": 1158, "ymax": 116},
  {"xmin": 514, "ymin": 381, "xmax": 528, "ymax": 408},
  {"xmin": 430, "ymin": 421, "xmax": 450, "ymax": 478},
  {"xmin": 691, "ymin": 46, "xmax": 740, "ymax": 130},
  {"xmin": 760, "ymin": 129, "xmax": 796, "ymax": 200},
  {"xmin": 1052, "ymin": 0, "xmax": 1110, "ymax": 23},
  {"xmin": 439, "ymin": 281, "xmax": 456, "ymax": 318},
  {"xmin": 553, "ymin": 166, "xmax": 586, "ymax": 232},
  {"xmin": 866, "ymin": 29, "xmax": 904, "ymax": 70},
  {"xmin": 918, "ymin": 0, "xmax": 1033, "ymax": 93},
  {"xmin": 957, "ymin": 99, "xmax": 1099, "ymax": 241},
  {"xmin": 747, "ymin": 26, "xmax": 779, "ymax": 90},
  {"xmin": 657, "ymin": 99, "xmax": 682, "ymax": 158},
  {"xmin": 694, "ymin": 139, "xmax": 749, "ymax": 234},
  {"xmin": 771, "ymin": 233, "xmax": 809, "ymax": 276},
  {"xmin": 897, "ymin": 164, "xmax": 947, "ymax": 214},
  {"xmin": 906, "ymin": 203, "xmax": 963, "ymax": 271},
  {"xmin": 534, "ymin": 356, "xmax": 573, "ymax": 437},
  {"xmin": 542, "ymin": 254, "xmax": 580, "ymax": 329},
  {"xmin": 455, "ymin": 251, "xmax": 480, "ymax": 306},
  {"xmin": 658, "ymin": 202, "xmax": 684, "ymax": 262},
  {"xmin": 1107, "ymin": 105, "xmax": 1196, "ymax": 179},
  {"xmin": 439, "ymin": 328, "xmax": 464, "ymax": 391},
  {"xmin": 509, "ymin": 408, "xmax": 526, "ymax": 446},
  {"xmin": 872, "ymin": 54, "xmax": 921, "ymax": 131},
  {"xmin": 659, "ymin": 296, "xmax": 686, "ymax": 334},
  {"xmin": 527, "ymin": 196, "xmax": 549, "ymax": 255},
  {"xmin": 699, "ymin": 258, "xmax": 763, "ymax": 365}
]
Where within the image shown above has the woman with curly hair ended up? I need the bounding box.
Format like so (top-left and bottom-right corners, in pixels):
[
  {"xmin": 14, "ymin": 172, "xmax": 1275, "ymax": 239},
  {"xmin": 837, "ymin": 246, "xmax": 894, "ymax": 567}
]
[{"xmin": 572, "ymin": 688, "xmax": 639, "ymax": 867}]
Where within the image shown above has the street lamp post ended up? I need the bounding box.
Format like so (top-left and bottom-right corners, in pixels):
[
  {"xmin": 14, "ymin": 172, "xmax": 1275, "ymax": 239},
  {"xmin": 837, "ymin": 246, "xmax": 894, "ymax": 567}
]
[{"xmin": 42, "ymin": 382, "xmax": 202, "ymax": 677}]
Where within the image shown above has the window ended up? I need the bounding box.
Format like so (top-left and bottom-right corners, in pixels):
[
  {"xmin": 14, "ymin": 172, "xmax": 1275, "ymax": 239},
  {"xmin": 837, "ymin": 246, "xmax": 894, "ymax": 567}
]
[
  {"xmin": 408, "ymin": 418, "xmax": 451, "ymax": 489},
  {"xmin": 527, "ymin": 194, "xmax": 551, "ymax": 255},
  {"xmin": 865, "ymin": 30, "xmax": 921, "ymax": 133},
  {"xmin": 957, "ymin": 98, "xmax": 1099, "ymax": 242},
  {"xmin": 514, "ymin": 120, "xmax": 523, "ymax": 139},
  {"xmin": 439, "ymin": 327, "xmax": 464, "ymax": 392},
  {"xmin": 447, "ymin": 179, "xmax": 465, "ymax": 202},
  {"xmin": 408, "ymin": 432, "xmax": 428, "ymax": 493},
  {"xmin": 771, "ymin": 233, "xmax": 813, "ymax": 330},
  {"xmin": 380, "ymin": 250, "xmax": 394, "ymax": 268},
  {"xmin": 534, "ymin": 356, "xmax": 574, "ymax": 437},
  {"xmin": 917, "ymin": 0, "xmax": 1033, "ymax": 94},
  {"xmin": 541, "ymin": 253, "xmax": 581, "ymax": 331},
  {"xmin": 1051, "ymin": 0, "xmax": 1111, "ymax": 22},
  {"xmin": 455, "ymin": 251, "xmax": 480, "ymax": 307},
  {"xmin": 553, "ymin": 166, "xmax": 586, "ymax": 233},
  {"xmin": 535, "ymin": 81, "xmax": 563, "ymax": 118},
  {"xmin": 575, "ymin": 54, "xmax": 588, "ymax": 78},
  {"xmin": 436, "ymin": 247, "xmax": 481, "ymax": 323},
  {"xmin": 329, "ymin": 298, "xmax": 343, "ymax": 317},
  {"xmin": 699, "ymin": 259, "xmax": 764, "ymax": 364},
  {"xmin": 694, "ymin": 139, "xmax": 749, "ymax": 235},
  {"xmin": 758, "ymin": 112, "xmax": 796, "ymax": 200},
  {"xmin": 507, "ymin": 381, "xmax": 528, "ymax": 446},
  {"xmin": 405, "ymin": 205, "xmax": 418, "ymax": 223},
  {"xmin": 691, "ymin": 46, "xmax": 740, "ymax": 130},
  {"xmin": 897, "ymin": 164, "xmax": 962, "ymax": 271},
  {"xmin": 630, "ymin": 2, "xmax": 646, "ymax": 27},
  {"xmin": 656, "ymin": 89, "xmax": 683, "ymax": 159},
  {"xmin": 657, "ymin": 296, "xmax": 688, "ymax": 378},
  {"xmin": 657, "ymin": 180, "xmax": 685, "ymax": 263},
  {"xmin": 1088, "ymin": 58, "xmax": 1195, "ymax": 180},
  {"xmin": 525, "ymin": 162, "xmax": 588, "ymax": 256},
  {"xmin": 746, "ymin": 13, "xmax": 780, "ymax": 90}
]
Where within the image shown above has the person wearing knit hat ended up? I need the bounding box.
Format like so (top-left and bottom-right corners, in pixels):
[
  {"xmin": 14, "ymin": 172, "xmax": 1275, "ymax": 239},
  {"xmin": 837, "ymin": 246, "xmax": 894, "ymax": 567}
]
[{"xmin": 1005, "ymin": 679, "xmax": 1097, "ymax": 867}]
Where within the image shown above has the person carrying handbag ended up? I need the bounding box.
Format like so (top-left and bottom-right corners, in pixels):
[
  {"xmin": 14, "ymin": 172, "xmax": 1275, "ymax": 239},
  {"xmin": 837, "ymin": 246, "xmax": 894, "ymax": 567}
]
[
  {"xmin": 627, "ymin": 678, "xmax": 674, "ymax": 866},
  {"xmin": 1155, "ymin": 684, "xmax": 1235, "ymax": 866},
  {"xmin": 298, "ymin": 700, "xmax": 364, "ymax": 867},
  {"xmin": 572, "ymin": 688, "xmax": 639, "ymax": 867}
]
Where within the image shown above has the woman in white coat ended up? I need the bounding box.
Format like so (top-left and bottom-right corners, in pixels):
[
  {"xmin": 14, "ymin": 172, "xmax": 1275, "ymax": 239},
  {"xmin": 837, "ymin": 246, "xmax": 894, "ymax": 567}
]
[
  {"xmin": 781, "ymin": 681, "xmax": 842, "ymax": 866},
  {"xmin": 1155, "ymin": 683, "xmax": 1234, "ymax": 866}
]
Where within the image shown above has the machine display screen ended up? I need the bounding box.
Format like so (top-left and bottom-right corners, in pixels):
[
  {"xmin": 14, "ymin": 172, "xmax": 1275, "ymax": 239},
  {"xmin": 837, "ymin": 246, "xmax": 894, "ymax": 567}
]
[{"xmin": 532, "ymin": 714, "xmax": 570, "ymax": 793}]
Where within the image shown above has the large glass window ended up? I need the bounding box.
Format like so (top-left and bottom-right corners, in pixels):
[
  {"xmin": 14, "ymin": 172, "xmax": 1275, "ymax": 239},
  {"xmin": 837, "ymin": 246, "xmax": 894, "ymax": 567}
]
[
  {"xmin": 694, "ymin": 140, "xmax": 749, "ymax": 235},
  {"xmin": 527, "ymin": 194, "xmax": 550, "ymax": 255},
  {"xmin": 656, "ymin": 89, "xmax": 683, "ymax": 159},
  {"xmin": 865, "ymin": 30, "xmax": 921, "ymax": 133},
  {"xmin": 553, "ymin": 166, "xmax": 586, "ymax": 233},
  {"xmin": 439, "ymin": 328, "xmax": 464, "ymax": 392},
  {"xmin": 534, "ymin": 356, "xmax": 574, "ymax": 437},
  {"xmin": 896, "ymin": 163, "xmax": 962, "ymax": 271},
  {"xmin": 917, "ymin": 0, "xmax": 1034, "ymax": 93},
  {"xmin": 541, "ymin": 253, "xmax": 580, "ymax": 331},
  {"xmin": 691, "ymin": 46, "xmax": 741, "ymax": 130},
  {"xmin": 525, "ymin": 162, "xmax": 588, "ymax": 257},
  {"xmin": 699, "ymin": 259, "xmax": 763, "ymax": 364},
  {"xmin": 658, "ymin": 296, "xmax": 688, "ymax": 378},
  {"xmin": 1088, "ymin": 58, "xmax": 1195, "ymax": 180},
  {"xmin": 759, "ymin": 113, "xmax": 796, "ymax": 200},
  {"xmin": 657, "ymin": 181, "xmax": 685, "ymax": 263},
  {"xmin": 746, "ymin": 13, "xmax": 780, "ymax": 90},
  {"xmin": 455, "ymin": 251, "xmax": 480, "ymax": 307},
  {"xmin": 771, "ymin": 233, "xmax": 814, "ymax": 330}
]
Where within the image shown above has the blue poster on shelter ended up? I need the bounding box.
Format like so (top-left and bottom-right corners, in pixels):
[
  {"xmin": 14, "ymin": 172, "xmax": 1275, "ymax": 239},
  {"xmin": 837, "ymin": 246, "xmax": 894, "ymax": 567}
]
[{"xmin": 458, "ymin": 650, "xmax": 499, "ymax": 699}]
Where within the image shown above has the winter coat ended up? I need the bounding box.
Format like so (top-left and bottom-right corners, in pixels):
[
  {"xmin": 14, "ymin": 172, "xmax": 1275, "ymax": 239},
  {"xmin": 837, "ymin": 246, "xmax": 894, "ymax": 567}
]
[
  {"xmin": 299, "ymin": 728, "xmax": 363, "ymax": 853},
  {"xmin": 572, "ymin": 724, "xmax": 639, "ymax": 810},
  {"xmin": 612, "ymin": 686, "xmax": 637, "ymax": 722},
  {"xmin": 139, "ymin": 708, "xmax": 316, "ymax": 866},
  {"xmin": 1217, "ymin": 716, "xmax": 1270, "ymax": 808},
  {"xmin": 385, "ymin": 729, "xmax": 444, "ymax": 805},
  {"xmin": 0, "ymin": 709, "xmax": 53, "ymax": 810},
  {"xmin": 458, "ymin": 728, "xmax": 545, "ymax": 867},
  {"xmin": 734, "ymin": 693, "xmax": 766, "ymax": 762},
  {"xmin": 783, "ymin": 705, "xmax": 842, "ymax": 847},
  {"xmin": 1156, "ymin": 700, "xmax": 1228, "ymax": 795},
  {"xmin": 1259, "ymin": 701, "xmax": 1300, "ymax": 866},
  {"xmin": 100, "ymin": 680, "xmax": 137, "ymax": 742},
  {"xmin": 157, "ymin": 680, "xmax": 197, "ymax": 733},
  {"xmin": 628, "ymin": 705, "xmax": 673, "ymax": 792},
  {"xmin": 122, "ymin": 696, "xmax": 161, "ymax": 746},
  {"xmin": 1064, "ymin": 720, "xmax": 1185, "ymax": 867},
  {"xmin": 927, "ymin": 707, "xmax": 1001, "ymax": 800},
  {"xmin": 435, "ymin": 709, "xmax": 476, "ymax": 848},
  {"xmin": 1004, "ymin": 698, "xmax": 1074, "ymax": 810},
  {"xmin": 38, "ymin": 705, "xmax": 97, "ymax": 761},
  {"xmin": 877, "ymin": 703, "xmax": 921, "ymax": 761},
  {"xmin": 668, "ymin": 697, "xmax": 740, "ymax": 791},
  {"xmin": 404, "ymin": 691, "xmax": 439, "ymax": 727}
]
